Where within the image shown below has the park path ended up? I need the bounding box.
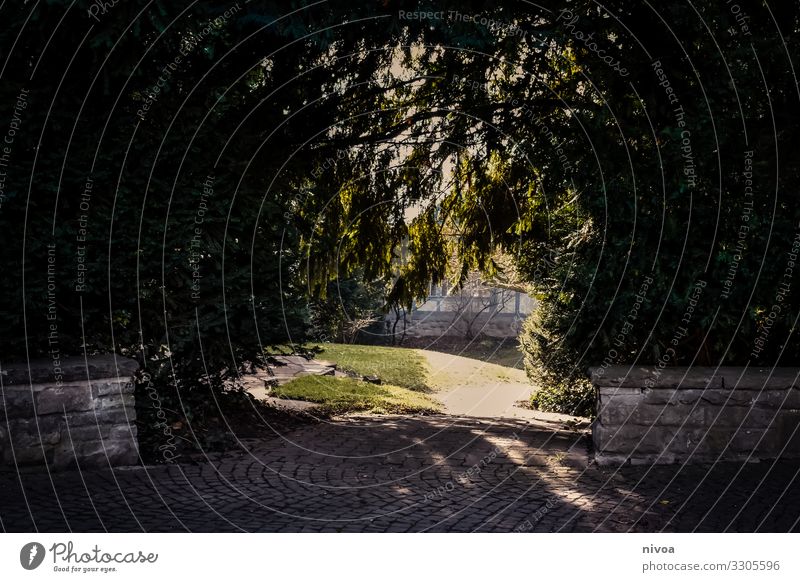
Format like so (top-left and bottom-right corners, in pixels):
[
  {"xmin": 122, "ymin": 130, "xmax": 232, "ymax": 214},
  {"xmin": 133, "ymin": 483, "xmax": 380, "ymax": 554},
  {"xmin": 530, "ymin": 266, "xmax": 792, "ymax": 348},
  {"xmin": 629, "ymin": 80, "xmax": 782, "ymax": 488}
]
[{"xmin": 420, "ymin": 350, "xmax": 584, "ymax": 427}]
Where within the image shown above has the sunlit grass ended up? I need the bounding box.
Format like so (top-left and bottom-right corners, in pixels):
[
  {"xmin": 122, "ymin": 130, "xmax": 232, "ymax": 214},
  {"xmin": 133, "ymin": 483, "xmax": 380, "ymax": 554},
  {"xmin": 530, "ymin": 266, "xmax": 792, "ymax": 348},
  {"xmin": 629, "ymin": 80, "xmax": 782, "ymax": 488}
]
[
  {"xmin": 273, "ymin": 376, "xmax": 441, "ymax": 415},
  {"xmin": 315, "ymin": 343, "xmax": 430, "ymax": 391}
]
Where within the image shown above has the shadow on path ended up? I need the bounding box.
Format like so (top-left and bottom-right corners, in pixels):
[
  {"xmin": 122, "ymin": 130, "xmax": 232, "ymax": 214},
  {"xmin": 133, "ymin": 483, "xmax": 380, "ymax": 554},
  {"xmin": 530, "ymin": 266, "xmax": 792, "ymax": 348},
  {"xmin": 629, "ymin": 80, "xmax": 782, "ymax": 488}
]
[{"xmin": 1, "ymin": 415, "xmax": 799, "ymax": 532}]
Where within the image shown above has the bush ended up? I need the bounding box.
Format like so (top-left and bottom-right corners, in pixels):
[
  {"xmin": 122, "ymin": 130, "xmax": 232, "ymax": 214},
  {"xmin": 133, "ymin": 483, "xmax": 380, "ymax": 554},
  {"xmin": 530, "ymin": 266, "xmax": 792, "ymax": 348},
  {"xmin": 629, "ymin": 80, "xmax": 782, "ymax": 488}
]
[
  {"xmin": 520, "ymin": 302, "xmax": 594, "ymax": 416},
  {"xmin": 511, "ymin": 3, "xmax": 800, "ymax": 393},
  {"xmin": 529, "ymin": 379, "xmax": 594, "ymax": 418},
  {"xmin": 0, "ymin": 4, "xmax": 331, "ymax": 389}
]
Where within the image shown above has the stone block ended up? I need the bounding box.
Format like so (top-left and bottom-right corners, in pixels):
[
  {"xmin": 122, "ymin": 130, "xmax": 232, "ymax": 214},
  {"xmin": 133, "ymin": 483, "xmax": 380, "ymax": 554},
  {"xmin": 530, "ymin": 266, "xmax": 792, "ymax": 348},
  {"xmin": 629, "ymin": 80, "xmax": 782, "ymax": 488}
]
[
  {"xmin": 93, "ymin": 393, "xmax": 135, "ymax": 410},
  {"xmin": 598, "ymin": 405, "xmax": 634, "ymax": 427},
  {"xmin": 110, "ymin": 424, "xmax": 137, "ymax": 441},
  {"xmin": 591, "ymin": 366, "xmax": 728, "ymax": 390},
  {"xmin": 704, "ymin": 405, "xmax": 782, "ymax": 429},
  {"xmin": 5, "ymin": 417, "xmax": 63, "ymax": 446},
  {"xmin": 665, "ymin": 389, "xmax": 704, "ymax": 405},
  {"xmin": 598, "ymin": 387, "xmax": 642, "ymax": 397},
  {"xmin": 1, "ymin": 354, "xmax": 139, "ymax": 385},
  {"xmin": 105, "ymin": 439, "xmax": 139, "ymax": 465},
  {"xmin": 657, "ymin": 388, "xmax": 755, "ymax": 406},
  {"xmin": 664, "ymin": 428, "xmax": 727, "ymax": 457},
  {"xmin": 598, "ymin": 394, "xmax": 643, "ymax": 412},
  {"xmin": 760, "ymin": 389, "xmax": 800, "ymax": 410},
  {"xmin": 54, "ymin": 439, "xmax": 138, "ymax": 469},
  {"xmin": 91, "ymin": 380, "xmax": 133, "ymax": 398},
  {"xmin": 0, "ymin": 389, "xmax": 36, "ymax": 419},
  {"xmin": 776, "ymin": 414, "xmax": 800, "ymax": 457},
  {"xmin": 685, "ymin": 427, "xmax": 771, "ymax": 457},
  {"xmin": 66, "ymin": 409, "xmax": 132, "ymax": 427},
  {"xmin": 65, "ymin": 424, "xmax": 114, "ymax": 442},
  {"xmin": 730, "ymin": 368, "xmax": 800, "ymax": 390},
  {"xmin": 727, "ymin": 428, "xmax": 772, "ymax": 454},
  {"xmin": 0, "ymin": 355, "xmax": 139, "ymax": 471},
  {"xmin": 36, "ymin": 386, "xmax": 93, "ymax": 415},
  {"xmin": 602, "ymin": 402, "xmax": 704, "ymax": 427},
  {"xmin": 11, "ymin": 445, "xmax": 55, "ymax": 466},
  {"xmin": 593, "ymin": 424, "xmax": 675, "ymax": 454},
  {"xmin": 8, "ymin": 428, "xmax": 62, "ymax": 448},
  {"xmin": 592, "ymin": 367, "xmax": 800, "ymax": 465},
  {"xmin": 640, "ymin": 389, "xmax": 679, "ymax": 405}
]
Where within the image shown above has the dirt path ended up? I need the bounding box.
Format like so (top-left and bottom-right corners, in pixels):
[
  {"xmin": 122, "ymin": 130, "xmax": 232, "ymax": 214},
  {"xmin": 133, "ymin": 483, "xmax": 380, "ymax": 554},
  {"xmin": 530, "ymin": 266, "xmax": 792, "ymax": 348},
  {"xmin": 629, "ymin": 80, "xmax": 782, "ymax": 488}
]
[{"xmin": 420, "ymin": 349, "xmax": 566, "ymax": 422}]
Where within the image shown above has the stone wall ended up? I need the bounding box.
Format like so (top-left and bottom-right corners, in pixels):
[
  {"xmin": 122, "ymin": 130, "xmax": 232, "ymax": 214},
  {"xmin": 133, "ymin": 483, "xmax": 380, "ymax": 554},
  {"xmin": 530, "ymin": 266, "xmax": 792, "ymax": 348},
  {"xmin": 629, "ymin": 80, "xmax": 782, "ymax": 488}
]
[
  {"xmin": 592, "ymin": 366, "xmax": 800, "ymax": 465},
  {"xmin": 0, "ymin": 355, "xmax": 139, "ymax": 469},
  {"xmin": 401, "ymin": 311, "xmax": 525, "ymax": 339}
]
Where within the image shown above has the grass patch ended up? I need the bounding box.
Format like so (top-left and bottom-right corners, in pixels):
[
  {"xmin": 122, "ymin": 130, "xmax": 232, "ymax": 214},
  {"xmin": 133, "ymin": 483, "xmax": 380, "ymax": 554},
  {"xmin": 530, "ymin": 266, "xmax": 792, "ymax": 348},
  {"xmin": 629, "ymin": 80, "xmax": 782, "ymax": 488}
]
[
  {"xmin": 272, "ymin": 375, "xmax": 441, "ymax": 415},
  {"xmin": 315, "ymin": 343, "xmax": 429, "ymax": 391}
]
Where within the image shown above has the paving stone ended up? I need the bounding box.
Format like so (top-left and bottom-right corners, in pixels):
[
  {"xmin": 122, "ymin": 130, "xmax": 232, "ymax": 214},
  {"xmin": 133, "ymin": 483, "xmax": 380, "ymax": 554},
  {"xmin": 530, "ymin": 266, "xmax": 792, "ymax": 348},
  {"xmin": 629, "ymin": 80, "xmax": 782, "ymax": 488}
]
[{"xmin": 1, "ymin": 415, "xmax": 799, "ymax": 532}]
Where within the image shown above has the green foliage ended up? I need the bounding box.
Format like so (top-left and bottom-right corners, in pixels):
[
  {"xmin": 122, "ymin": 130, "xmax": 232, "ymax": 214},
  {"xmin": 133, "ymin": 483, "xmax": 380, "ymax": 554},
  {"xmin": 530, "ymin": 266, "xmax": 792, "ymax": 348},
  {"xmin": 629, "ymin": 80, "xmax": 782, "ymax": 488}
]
[
  {"xmin": 295, "ymin": 1, "xmax": 800, "ymax": 380},
  {"xmin": 509, "ymin": 2, "xmax": 800, "ymax": 380},
  {"xmin": 0, "ymin": 1, "xmax": 380, "ymax": 389},
  {"xmin": 3, "ymin": 0, "xmax": 800, "ymax": 409},
  {"xmin": 521, "ymin": 309, "xmax": 594, "ymax": 415},
  {"xmin": 529, "ymin": 378, "xmax": 594, "ymax": 418}
]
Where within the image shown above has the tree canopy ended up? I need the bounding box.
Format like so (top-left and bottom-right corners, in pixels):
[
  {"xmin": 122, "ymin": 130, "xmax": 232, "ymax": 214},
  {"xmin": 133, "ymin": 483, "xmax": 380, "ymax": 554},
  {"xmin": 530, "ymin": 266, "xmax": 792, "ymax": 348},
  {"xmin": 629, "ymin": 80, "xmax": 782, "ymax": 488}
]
[{"xmin": 1, "ymin": 0, "xmax": 798, "ymax": 393}]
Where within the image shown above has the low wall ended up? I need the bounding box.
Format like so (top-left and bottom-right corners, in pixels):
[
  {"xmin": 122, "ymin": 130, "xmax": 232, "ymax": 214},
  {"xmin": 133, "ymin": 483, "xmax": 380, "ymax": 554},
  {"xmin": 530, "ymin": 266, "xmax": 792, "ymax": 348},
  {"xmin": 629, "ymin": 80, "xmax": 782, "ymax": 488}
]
[
  {"xmin": 0, "ymin": 355, "xmax": 139, "ymax": 469},
  {"xmin": 592, "ymin": 366, "xmax": 800, "ymax": 465},
  {"xmin": 401, "ymin": 311, "xmax": 524, "ymax": 339}
]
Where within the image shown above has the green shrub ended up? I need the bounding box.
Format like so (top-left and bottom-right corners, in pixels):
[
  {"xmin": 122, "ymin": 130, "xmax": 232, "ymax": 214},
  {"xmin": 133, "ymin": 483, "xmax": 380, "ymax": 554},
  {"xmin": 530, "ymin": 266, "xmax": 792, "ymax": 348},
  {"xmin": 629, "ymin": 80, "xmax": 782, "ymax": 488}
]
[
  {"xmin": 520, "ymin": 303, "xmax": 594, "ymax": 417},
  {"xmin": 529, "ymin": 379, "xmax": 594, "ymax": 418}
]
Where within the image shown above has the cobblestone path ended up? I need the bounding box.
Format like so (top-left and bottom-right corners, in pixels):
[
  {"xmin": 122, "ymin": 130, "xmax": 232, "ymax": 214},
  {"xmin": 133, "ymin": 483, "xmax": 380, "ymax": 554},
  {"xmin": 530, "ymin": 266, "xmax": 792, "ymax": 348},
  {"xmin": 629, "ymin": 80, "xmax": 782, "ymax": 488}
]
[{"xmin": 2, "ymin": 415, "xmax": 799, "ymax": 532}]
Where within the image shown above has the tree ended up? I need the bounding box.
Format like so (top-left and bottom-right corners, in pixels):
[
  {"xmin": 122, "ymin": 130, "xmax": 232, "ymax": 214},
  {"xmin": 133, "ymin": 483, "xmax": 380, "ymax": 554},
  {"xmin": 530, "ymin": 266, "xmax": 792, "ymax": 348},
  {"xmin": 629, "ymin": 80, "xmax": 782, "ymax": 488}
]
[
  {"xmin": 449, "ymin": 272, "xmax": 514, "ymax": 340},
  {"xmin": 308, "ymin": 274, "xmax": 384, "ymax": 344},
  {"xmin": 3, "ymin": 0, "xmax": 799, "ymax": 416},
  {"xmin": 297, "ymin": 1, "xmax": 800, "ymax": 393}
]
